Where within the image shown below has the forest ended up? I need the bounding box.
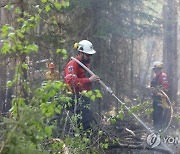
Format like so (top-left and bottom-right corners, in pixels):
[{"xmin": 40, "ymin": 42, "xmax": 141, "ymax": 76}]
[{"xmin": 0, "ymin": 0, "xmax": 180, "ymax": 154}]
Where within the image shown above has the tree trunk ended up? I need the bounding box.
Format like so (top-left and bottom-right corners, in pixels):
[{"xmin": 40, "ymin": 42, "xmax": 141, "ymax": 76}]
[
  {"xmin": 0, "ymin": 2, "xmax": 11, "ymax": 112},
  {"xmin": 163, "ymin": 0, "xmax": 178, "ymax": 105}
]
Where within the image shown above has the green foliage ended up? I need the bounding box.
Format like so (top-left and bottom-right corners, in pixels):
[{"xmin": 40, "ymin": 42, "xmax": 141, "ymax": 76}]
[
  {"xmin": 0, "ymin": 79, "xmax": 104, "ymax": 153},
  {"xmin": 109, "ymin": 98, "xmax": 153, "ymax": 125},
  {"xmin": 129, "ymin": 101, "xmax": 153, "ymax": 116},
  {"xmin": 0, "ymin": 81, "xmax": 67, "ymax": 154},
  {"xmin": 81, "ymin": 90, "xmax": 102, "ymax": 101},
  {"xmin": 41, "ymin": 0, "xmax": 69, "ymax": 11},
  {"xmin": 1, "ymin": 15, "xmax": 39, "ymax": 54},
  {"xmin": 0, "ymin": 80, "xmax": 101, "ymax": 153},
  {"xmin": 56, "ymin": 48, "xmax": 68, "ymax": 59},
  {"xmin": 110, "ymin": 103, "xmax": 125, "ymax": 124},
  {"xmin": 0, "ymin": 1, "xmax": 76, "ymax": 153}
]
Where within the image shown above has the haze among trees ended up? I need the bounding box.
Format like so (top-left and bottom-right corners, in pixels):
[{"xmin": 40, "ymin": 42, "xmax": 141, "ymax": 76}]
[{"xmin": 0, "ymin": 0, "xmax": 179, "ymax": 154}]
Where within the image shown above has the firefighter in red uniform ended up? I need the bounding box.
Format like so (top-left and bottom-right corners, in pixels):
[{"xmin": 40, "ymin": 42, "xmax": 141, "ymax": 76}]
[
  {"xmin": 64, "ymin": 40, "xmax": 100, "ymax": 130},
  {"xmin": 150, "ymin": 61, "xmax": 169, "ymax": 131}
]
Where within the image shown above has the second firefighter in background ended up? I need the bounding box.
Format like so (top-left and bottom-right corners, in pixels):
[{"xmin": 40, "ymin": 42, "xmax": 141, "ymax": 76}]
[
  {"xmin": 45, "ymin": 62, "xmax": 60, "ymax": 81},
  {"xmin": 150, "ymin": 61, "xmax": 169, "ymax": 131}
]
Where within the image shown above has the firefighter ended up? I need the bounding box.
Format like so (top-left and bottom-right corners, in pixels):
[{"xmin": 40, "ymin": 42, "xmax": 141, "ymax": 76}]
[
  {"xmin": 64, "ymin": 40, "xmax": 100, "ymax": 130},
  {"xmin": 45, "ymin": 62, "xmax": 60, "ymax": 80},
  {"xmin": 150, "ymin": 61, "xmax": 169, "ymax": 131}
]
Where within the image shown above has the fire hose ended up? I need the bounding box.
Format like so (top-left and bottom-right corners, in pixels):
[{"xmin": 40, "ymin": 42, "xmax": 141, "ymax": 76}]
[
  {"xmin": 71, "ymin": 57, "xmax": 151, "ymax": 132},
  {"xmin": 71, "ymin": 57, "xmax": 174, "ymax": 153},
  {"xmin": 158, "ymin": 88, "xmax": 173, "ymax": 134}
]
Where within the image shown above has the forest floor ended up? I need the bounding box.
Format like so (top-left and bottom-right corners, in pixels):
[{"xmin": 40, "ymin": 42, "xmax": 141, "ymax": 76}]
[
  {"xmin": 98, "ymin": 96, "xmax": 180, "ymax": 154},
  {"xmin": 100, "ymin": 117, "xmax": 179, "ymax": 154}
]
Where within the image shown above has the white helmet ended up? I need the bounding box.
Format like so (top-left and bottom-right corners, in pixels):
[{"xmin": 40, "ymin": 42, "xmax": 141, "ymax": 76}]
[
  {"xmin": 153, "ymin": 61, "xmax": 163, "ymax": 69},
  {"xmin": 77, "ymin": 40, "xmax": 96, "ymax": 55}
]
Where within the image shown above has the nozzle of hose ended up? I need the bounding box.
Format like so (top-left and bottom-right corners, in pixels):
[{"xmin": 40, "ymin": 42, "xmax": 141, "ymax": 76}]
[{"xmin": 106, "ymin": 87, "xmax": 113, "ymax": 94}]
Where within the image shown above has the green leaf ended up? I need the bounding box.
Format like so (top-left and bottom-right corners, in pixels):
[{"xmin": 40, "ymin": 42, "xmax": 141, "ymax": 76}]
[
  {"xmin": 62, "ymin": 1, "xmax": 70, "ymax": 7},
  {"xmin": 7, "ymin": 81, "xmax": 13, "ymax": 87},
  {"xmin": 46, "ymin": 105, "xmax": 54, "ymax": 117},
  {"xmin": 56, "ymin": 49, "xmax": 67, "ymax": 55},
  {"xmin": 90, "ymin": 95, "xmax": 96, "ymax": 101},
  {"xmin": 28, "ymin": 16, "xmax": 35, "ymax": 21},
  {"xmin": 87, "ymin": 91, "xmax": 93, "ymax": 96},
  {"xmin": 45, "ymin": 126, "xmax": 52, "ymax": 137},
  {"xmin": 63, "ymin": 55, "xmax": 68, "ymax": 59},
  {"xmin": 40, "ymin": 103, "xmax": 47, "ymax": 114},
  {"xmin": 49, "ymin": 90, "xmax": 56, "ymax": 97},
  {"xmin": 35, "ymin": 14, "xmax": 41, "ymax": 23},
  {"xmin": 16, "ymin": 30, "xmax": 24, "ymax": 39},
  {"xmin": 15, "ymin": 7, "xmax": 22, "ymax": 14},
  {"xmin": 54, "ymin": 3, "xmax": 62, "ymax": 10},
  {"xmin": 41, "ymin": 0, "xmax": 47, "ymax": 3},
  {"xmin": 96, "ymin": 92, "xmax": 102, "ymax": 98},
  {"xmin": 61, "ymin": 49, "xmax": 67, "ymax": 55},
  {"xmin": 26, "ymin": 44, "xmax": 38, "ymax": 52},
  {"xmin": 117, "ymin": 111, "xmax": 124, "ymax": 120},
  {"xmin": 1, "ymin": 25, "xmax": 9, "ymax": 37},
  {"xmin": 110, "ymin": 118, "xmax": 116, "ymax": 124},
  {"xmin": 45, "ymin": 5, "xmax": 51, "ymax": 12},
  {"xmin": 8, "ymin": 32, "xmax": 15, "ymax": 39},
  {"xmin": 98, "ymin": 130, "xmax": 103, "ymax": 135},
  {"xmin": 17, "ymin": 43, "xmax": 24, "ymax": 51},
  {"xmin": 1, "ymin": 42, "xmax": 10, "ymax": 54},
  {"xmin": 22, "ymin": 63, "xmax": 28, "ymax": 70},
  {"xmin": 4, "ymin": 4, "xmax": 13, "ymax": 10},
  {"xmin": 100, "ymin": 143, "xmax": 108, "ymax": 149},
  {"xmin": 17, "ymin": 18, "xmax": 24, "ymax": 23}
]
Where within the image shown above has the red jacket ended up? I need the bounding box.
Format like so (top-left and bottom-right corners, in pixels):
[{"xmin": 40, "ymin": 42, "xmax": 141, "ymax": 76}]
[
  {"xmin": 153, "ymin": 72, "xmax": 168, "ymax": 91},
  {"xmin": 64, "ymin": 56, "xmax": 91, "ymax": 93}
]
